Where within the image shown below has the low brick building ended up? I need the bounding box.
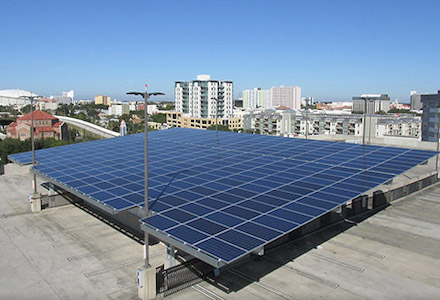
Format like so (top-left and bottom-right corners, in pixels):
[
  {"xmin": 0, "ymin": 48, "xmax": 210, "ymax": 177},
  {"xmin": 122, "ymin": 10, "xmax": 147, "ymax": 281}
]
[{"xmin": 6, "ymin": 110, "xmax": 68, "ymax": 141}]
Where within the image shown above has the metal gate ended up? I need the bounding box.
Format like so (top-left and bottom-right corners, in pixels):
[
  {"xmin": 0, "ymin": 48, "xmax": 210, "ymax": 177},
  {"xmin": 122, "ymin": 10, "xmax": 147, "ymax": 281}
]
[{"xmin": 156, "ymin": 259, "xmax": 215, "ymax": 296}]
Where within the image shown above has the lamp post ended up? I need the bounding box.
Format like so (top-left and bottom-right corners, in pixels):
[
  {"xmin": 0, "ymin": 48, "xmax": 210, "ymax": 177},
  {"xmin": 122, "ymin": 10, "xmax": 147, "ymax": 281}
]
[
  {"xmin": 305, "ymin": 103, "xmax": 309, "ymax": 139},
  {"xmin": 127, "ymin": 85, "xmax": 164, "ymax": 268},
  {"xmin": 211, "ymin": 97, "xmax": 219, "ymax": 132},
  {"xmin": 19, "ymin": 93, "xmax": 42, "ymax": 194},
  {"xmin": 437, "ymin": 109, "xmax": 440, "ymax": 175}
]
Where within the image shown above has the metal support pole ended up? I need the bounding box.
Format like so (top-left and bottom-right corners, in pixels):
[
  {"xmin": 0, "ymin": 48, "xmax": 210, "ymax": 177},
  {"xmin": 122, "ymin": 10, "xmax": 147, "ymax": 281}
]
[
  {"xmin": 437, "ymin": 120, "xmax": 440, "ymax": 176},
  {"xmin": 127, "ymin": 87, "xmax": 164, "ymax": 270},
  {"xmin": 362, "ymin": 98, "xmax": 367, "ymax": 145},
  {"xmin": 30, "ymin": 95, "xmax": 37, "ymax": 194},
  {"xmin": 143, "ymin": 88, "xmax": 150, "ymax": 268},
  {"xmin": 368, "ymin": 105, "xmax": 372, "ymax": 144},
  {"xmin": 305, "ymin": 107, "xmax": 309, "ymax": 139},
  {"xmin": 215, "ymin": 99, "xmax": 218, "ymax": 132}
]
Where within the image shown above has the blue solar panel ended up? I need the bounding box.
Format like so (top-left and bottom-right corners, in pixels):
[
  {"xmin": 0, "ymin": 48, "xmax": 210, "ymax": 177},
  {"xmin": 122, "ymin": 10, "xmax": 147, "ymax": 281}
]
[{"xmin": 8, "ymin": 127, "xmax": 438, "ymax": 266}]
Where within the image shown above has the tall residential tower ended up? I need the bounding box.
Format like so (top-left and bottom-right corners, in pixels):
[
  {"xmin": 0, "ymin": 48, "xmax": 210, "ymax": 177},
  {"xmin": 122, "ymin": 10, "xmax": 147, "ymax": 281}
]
[
  {"xmin": 421, "ymin": 91, "xmax": 440, "ymax": 142},
  {"xmin": 271, "ymin": 85, "xmax": 301, "ymax": 109},
  {"xmin": 175, "ymin": 75, "xmax": 233, "ymax": 118},
  {"xmin": 242, "ymin": 88, "xmax": 271, "ymax": 110}
]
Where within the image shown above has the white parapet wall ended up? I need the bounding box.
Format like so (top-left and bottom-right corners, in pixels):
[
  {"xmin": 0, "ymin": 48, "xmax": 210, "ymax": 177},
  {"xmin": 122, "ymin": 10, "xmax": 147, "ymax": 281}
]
[{"xmin": 55, "ymin": 115, "xmax": 120, "ymax": 138}]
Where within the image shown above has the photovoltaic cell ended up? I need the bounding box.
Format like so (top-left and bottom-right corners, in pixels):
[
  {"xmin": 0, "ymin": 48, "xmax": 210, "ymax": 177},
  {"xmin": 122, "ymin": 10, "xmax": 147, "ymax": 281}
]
[{"xmin": 8, "ymin": 127, "xmax": 438, "ymax": 266}]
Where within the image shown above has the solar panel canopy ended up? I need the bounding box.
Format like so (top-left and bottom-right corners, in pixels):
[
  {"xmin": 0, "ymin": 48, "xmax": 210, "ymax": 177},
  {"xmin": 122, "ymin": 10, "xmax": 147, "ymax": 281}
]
[{"xmin": 9, "ymin": 128, "xmax": 438, "ymax": 267}]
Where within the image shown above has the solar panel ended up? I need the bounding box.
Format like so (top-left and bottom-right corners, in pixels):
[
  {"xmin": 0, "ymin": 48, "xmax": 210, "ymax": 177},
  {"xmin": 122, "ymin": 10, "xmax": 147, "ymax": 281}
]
[{"xmin": 9, "ymin": 128, "xmax": 438, "ymax": 267}]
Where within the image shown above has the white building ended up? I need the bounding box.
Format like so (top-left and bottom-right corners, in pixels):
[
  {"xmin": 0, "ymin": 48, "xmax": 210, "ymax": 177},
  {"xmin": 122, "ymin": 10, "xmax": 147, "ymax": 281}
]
[
  {"xmin": 375, "ymin": 117, "xmax": 421, "ymax": 138},
  {"xmin": 301, "ymin": 97, "xmax": 314, "ymax": 107},
  {"xmin": 175, "ymin": 74, "xmax": 234, "ymax": 118},
  {"xmin": 75, "ymin": 99, "xmax": 93, "ymax": 105},
  {"xmin": 243, "ymin": 109, "xmax": 421, "ymax": 139},
  {"xmin": 0, "ymin": 89, "xmax": 35, "ymax": 107},
  {"xmin": 108, "ymin": 103, "xmax": 130, "ymax": 116},
  {"xmin": 410, "ymin": 91, "xmax": 422, "ymax": 111},
  {"xmin": 50, "ymin": 90, "xmax": 74, "ymax": 104},
  {"xmin": 352, "ymin": 94, "xmax": 390, "ymax": 113},
  {"xmin": 242, "ymin": 88, "xmax": 271, "ymax": 110},
  {"xmin": 271, "ymin": 85, "xmax": 301, "ymax": 109},
  {"xmin": 36, "ymin": 99, "xmax": 58, "ymax": 111},
  {"xmin": 147, "ymin": 104, "xmax": 158, "ymax": 114}
]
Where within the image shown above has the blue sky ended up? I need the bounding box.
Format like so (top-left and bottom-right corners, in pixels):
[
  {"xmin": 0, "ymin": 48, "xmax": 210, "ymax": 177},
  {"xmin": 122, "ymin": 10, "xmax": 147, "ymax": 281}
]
[{"xmin": 0, "ymin": 0, "xmax": 439, "ymax": 102}]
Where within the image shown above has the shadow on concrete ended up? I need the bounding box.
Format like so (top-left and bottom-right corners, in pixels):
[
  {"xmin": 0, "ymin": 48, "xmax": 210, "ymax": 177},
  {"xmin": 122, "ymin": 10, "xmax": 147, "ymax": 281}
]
[
  {"xmin": 49, "ymin": 189, "xmax": 161, "ymax": 247},
  {"xmin": 206, "ymin": 204, "xmax": 389, "ymax": 294}
]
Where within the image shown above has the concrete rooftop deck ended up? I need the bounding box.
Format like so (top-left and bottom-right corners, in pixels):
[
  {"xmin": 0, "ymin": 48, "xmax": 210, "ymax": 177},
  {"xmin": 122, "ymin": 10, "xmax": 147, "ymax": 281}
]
[{"xmin": 1, "ymin": 164, "xmax": 440, "ymax": 299}]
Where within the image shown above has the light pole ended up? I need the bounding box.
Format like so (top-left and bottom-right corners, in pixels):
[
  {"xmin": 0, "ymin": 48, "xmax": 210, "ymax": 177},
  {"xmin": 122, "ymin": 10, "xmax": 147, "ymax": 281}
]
[
  {"xmin": 305, "ymin": 103, "xmax": 309, "ymax": 139},
  {"xmin": 211, "ymin": 97, "xmax": 219, "ymax": 132},
  {"xmin": 127, "ymin": 85, "xmax": 164, "ymax": 268},
  {"xmin": 436, "ymin": 109, "xmax": 440, "ymax": 175},
  {"xmin": 20, "ymin": 93, "xmax": 42, "ymax": 194}
]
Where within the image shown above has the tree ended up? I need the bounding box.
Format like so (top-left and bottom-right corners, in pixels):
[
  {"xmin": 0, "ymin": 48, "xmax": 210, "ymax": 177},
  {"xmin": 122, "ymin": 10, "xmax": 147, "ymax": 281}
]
[
  {"xmin": 68, "ymin": 128, "xmax": 79, "ymax": 142},
  {"xmin": 163, "ymin": 104, "xmax": 175, "ymax": 110},
  {"xmin": 108, "ymin": 120, "xmax": 120, "ymax": 132},
  {"xmin": 132, "ymin": 110, "xmax": 145, "ymax": 119},
  {"xmin": 206, "ymin": 124, "xmax": 230, "ymax": 131},
  {"xmin": 0, "ymin": 138, "xmax": 69, "ymax": 165},
  {"xmin": 149, "ymin": 113, "xmax": 166, "ymax": 124},
  {"xmin": 21, "ymin": 105, "xmax": 32, "ymax": 114}
]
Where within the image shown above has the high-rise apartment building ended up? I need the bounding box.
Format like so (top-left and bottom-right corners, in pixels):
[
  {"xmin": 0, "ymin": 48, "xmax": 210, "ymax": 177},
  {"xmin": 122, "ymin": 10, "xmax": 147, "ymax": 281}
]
[
  {"xmin": 242, "ymin": 88, "xmax": 271, "ymax": 110},
  {"xmin": 175, "ymin": 75, "xmax": 233, "ymax": 118},
  {"xmin": 410, "ymin": 91, "xmax": 422, "ymax": 111},
  {"xmin": 95, "ymin": 95, "xmax": 111, "ymax": 106},
  {"xmin": 421, "ymin": 91, "xmax": 440, "ymax": 142},
  {"xmin": 270, "ymin": 86, "xmax": 301, "ymax": 109},
  {"xmin": 352, "ymin": 94, "xmax": 390, "ymax": 114}
]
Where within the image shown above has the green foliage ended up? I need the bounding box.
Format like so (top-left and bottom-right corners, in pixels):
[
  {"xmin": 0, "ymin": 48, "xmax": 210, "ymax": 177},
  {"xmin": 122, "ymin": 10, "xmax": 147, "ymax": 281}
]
[
  {"xmin": 376, "ymin": 110, "xmax": 387, "ymax": 115},
  {"xmin": 162, "ymin": 104, "xmax": 175, "ymax": 110},
  {"xmin": 0, "ymin": 106, "xmax": 19, "ymax": 116},
  {"xmin": 149, "ymin": 113, "xmax": 166, "ymax": 124},
  {"xmin": 0, "ymin": 138, "xmax": 67, "ymax": 165},
  {"xmin": 388, "ymin": 108, "xmax": 420, "ymax": 115},
  {"xmin": 68, "ymin": 128, "xmax": 79, "ymax": 142},
  {"xmin": 206, "ymin": 124, "xmax": 230, "ymax": 131},
  {"xmin": 55, "ymin": 104, "xmax": 75, "ymax": 117},
  {"xmin": 351, "ymin": 111, "xmax": 364, "ymax": 115},
  {"xmin": 56, "ymin": 103, "xmax": 106, "ymax": 123},
  {"xmin": 21, "ymin": 104, "xmax": 32, "ymax": 114},
  {"xmin": 132, "ymin": 110, "xmax": 145, "ymax": 118},
  {"xmin": 108, "ymin": 120, "xmax": 120, "ymax": 132}
]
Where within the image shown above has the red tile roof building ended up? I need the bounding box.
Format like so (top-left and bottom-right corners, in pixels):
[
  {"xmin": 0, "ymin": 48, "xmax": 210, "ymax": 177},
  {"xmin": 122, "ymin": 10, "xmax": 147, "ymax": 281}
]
[{"xmin": 6, "ymin": 110, "xmax": 68, "ymax": 141}]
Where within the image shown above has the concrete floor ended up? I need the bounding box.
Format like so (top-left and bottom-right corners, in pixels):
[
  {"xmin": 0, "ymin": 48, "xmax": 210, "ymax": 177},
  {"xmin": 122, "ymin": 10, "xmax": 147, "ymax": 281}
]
[
  {"xmin": 1, "ymin": 165, "xmax": 440, "ymax": 299},
  {"xmin": 0, "ymin": 165, "xmax": 163, "ymax": 299}
]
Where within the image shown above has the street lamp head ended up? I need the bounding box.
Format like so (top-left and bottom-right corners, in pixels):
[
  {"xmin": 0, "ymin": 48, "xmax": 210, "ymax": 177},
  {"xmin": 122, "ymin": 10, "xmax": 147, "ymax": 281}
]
[
  {"xmin": 126, "ymin": 91, "xmax": 144, "ymax": 96},
  {"xmin": 19, "ymin": 95, "xmax": 43, "ymax": 100},
  {"xmin": 126, "ymin": 91, "xmax": 165, "ymax": 97}
]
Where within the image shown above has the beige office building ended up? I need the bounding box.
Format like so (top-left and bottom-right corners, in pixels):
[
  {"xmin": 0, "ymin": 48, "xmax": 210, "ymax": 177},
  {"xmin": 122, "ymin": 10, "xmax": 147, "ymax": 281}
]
[
  {"xmin": 167, "ymin": 112, "xmax": 242, "ymax": 130},
  {"xmin": 95, "ymin": 95, "xmax": 111, "ymax": 106}
]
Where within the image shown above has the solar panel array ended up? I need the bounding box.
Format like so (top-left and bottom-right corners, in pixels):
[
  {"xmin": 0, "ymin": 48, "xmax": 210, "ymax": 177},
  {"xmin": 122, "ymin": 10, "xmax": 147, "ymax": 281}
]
[{"xmin": 9, "ymin": 128, "xmax": 438, "ymax": 265}]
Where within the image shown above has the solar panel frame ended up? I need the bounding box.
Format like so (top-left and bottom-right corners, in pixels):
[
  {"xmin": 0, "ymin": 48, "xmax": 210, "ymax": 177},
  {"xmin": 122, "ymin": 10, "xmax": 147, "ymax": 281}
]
[{"xmin": 8, "ymin": 128, "xmax": 438, "ymax": 267}]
